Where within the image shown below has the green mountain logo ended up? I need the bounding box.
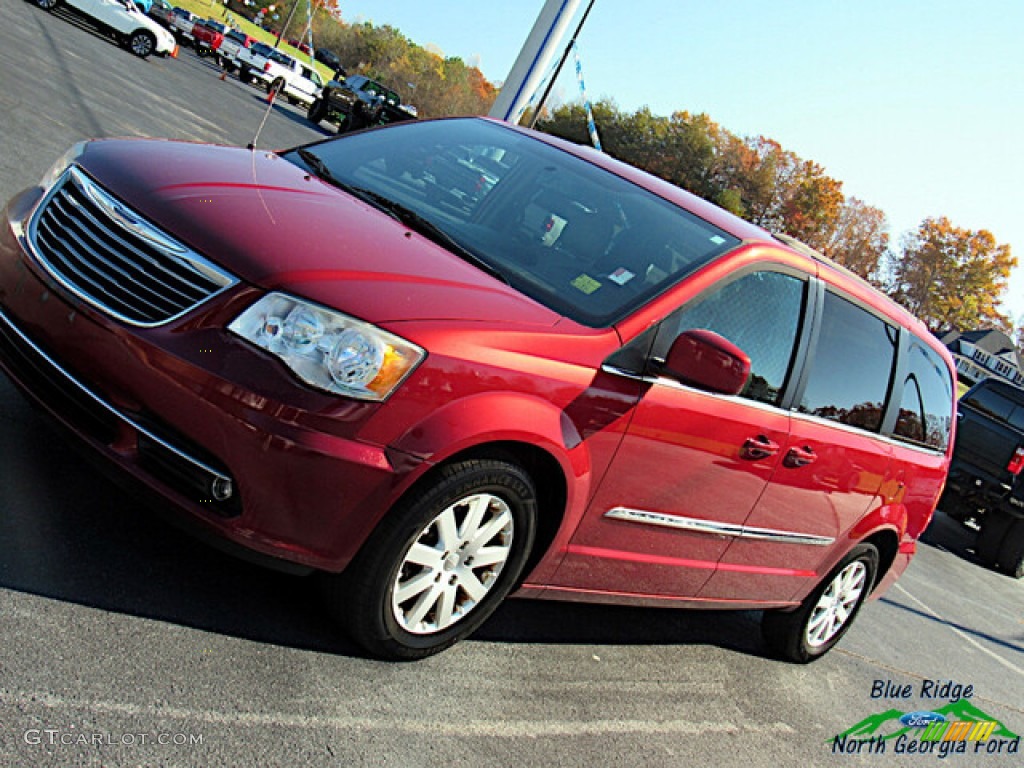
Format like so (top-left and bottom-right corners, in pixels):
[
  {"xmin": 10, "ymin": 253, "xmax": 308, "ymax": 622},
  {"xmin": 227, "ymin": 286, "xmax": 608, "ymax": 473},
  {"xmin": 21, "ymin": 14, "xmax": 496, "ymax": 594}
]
[{"xmin": 834, "ymin": 699, "xmax": 1019, "ymax": 742}]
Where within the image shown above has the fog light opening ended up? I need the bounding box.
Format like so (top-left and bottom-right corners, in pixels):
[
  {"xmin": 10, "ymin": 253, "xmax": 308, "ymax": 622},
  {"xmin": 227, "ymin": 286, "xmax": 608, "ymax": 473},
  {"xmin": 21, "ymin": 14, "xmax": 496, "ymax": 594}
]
[{"xmin": 211, "ymin": 476, "xmax": 234, "ymax": 501}]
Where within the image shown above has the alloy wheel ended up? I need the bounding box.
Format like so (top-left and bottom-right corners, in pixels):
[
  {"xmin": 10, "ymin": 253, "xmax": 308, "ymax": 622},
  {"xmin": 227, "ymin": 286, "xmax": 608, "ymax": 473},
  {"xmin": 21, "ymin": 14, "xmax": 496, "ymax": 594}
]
[
  {"xmin": 804, "ymin": 559, "xmax": 867, "ymax": 647},
  {"xmin": 391, "ymin": 492, "xmax": 514, "ymax": 634}
]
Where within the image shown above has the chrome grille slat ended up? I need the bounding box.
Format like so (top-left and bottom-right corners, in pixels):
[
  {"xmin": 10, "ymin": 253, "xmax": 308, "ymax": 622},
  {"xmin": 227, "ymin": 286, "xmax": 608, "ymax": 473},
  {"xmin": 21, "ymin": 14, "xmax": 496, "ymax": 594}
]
[
  {"xmin": 60, "ymin": 185, "xmax": 215, "ymax": 302},
  {"xmin": 37, "ymin": 215, "xmax": 178, "ymax": 322},
  {"xmin": 26, "ymin": 167, "xmax": 238, "ymax": 327}
]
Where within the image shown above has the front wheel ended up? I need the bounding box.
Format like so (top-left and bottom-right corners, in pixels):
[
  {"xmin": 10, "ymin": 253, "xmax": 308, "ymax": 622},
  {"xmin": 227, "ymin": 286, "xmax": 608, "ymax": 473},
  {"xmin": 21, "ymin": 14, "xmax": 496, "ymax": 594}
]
[
  {"xmin": 127, "ymin": 30, "xmax": 155, "ymax": 58},
  {"xmin": 35, "ymin": 0, "xmax": 59, "ymax": 10},
  {"xmin": 307, "ymin": 98, "xmax": 326, "ymax": 124},
  {"xmin": 762, "ymin": 543, "xmax": 878, "ymax": 663},
  {"xmin": 329, "ymin": 459, "xmax": 538, "ymax": 660}
]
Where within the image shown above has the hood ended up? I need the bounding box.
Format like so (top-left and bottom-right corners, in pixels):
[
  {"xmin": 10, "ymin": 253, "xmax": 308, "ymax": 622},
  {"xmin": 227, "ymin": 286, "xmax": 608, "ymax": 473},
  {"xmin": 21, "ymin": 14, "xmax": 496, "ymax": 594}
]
[{"xmin": 73, "ymin": 139, "xmax": 562, "ymax": 327}]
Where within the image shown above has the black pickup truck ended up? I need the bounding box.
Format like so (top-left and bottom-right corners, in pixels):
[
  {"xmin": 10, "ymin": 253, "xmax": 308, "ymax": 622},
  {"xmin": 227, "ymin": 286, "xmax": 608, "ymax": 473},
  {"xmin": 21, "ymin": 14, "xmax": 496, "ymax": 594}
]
[
  {"xmin": 306, "ymin": 74, "xmax": 417, "ymax": 133},
  {"xmin": 941, "ymin": 377, "xmax": 1024, "ymax": 577}
]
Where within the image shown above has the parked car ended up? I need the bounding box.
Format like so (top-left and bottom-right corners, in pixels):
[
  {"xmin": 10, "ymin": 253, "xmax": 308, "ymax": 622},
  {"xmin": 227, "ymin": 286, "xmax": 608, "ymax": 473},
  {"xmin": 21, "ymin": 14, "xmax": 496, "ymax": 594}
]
[
  {"xmin": 307, "ymin": 73, "xmax": 415, "ymax": 133},
  {"xmin": 941, "ymin": 377, "xmax": 1024, "ymax": 576},
  {"xmin": 0, "ymin": 118, "xmax": 956, "ymax": 662},
  {"xmin": 314, "ymin": 47, "xmax": 342, "ymax": 71},
  {"xmin": 32, "ymin": 0, "xmax": 178, "ymax": 58},
  {"xmin": 147, "ymin": 0, "xmax": 174, "ymax": 27}
]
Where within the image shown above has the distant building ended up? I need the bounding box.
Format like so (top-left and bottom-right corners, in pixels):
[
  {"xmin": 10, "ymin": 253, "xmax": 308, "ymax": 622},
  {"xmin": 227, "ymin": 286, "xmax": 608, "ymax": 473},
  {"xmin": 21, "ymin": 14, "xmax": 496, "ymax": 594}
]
[{"xmin": 940, "ymin": 329, "xmax": 1023, "ymax": 388}]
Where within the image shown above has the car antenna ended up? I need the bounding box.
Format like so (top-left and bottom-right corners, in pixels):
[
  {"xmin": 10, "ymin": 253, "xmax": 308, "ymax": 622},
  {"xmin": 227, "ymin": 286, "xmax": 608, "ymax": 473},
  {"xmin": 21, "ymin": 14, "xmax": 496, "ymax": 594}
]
[{"xmin": 248, "ymin": 88, "xmax": 280, "ymax": 151}]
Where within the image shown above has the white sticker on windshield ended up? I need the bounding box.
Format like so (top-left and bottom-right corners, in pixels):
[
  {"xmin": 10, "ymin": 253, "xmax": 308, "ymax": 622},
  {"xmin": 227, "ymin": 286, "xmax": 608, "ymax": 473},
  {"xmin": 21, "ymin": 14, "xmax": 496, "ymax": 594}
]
[
  {"xmin": 608, "ymin": 267, "xmax": 635, "ymax": 286},
  {"xmin": 710, "ymin": 235, "xmax": 727, "ymax": 245}
]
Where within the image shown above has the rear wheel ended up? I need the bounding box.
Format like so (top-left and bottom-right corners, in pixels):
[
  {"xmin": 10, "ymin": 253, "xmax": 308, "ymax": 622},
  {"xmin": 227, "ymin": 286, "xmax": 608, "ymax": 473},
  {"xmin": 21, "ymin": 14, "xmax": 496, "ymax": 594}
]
[
  {"xmin": 997, "ymin": 519, "xmax": 1024, "ymax": 578},
  {"xmin": 328, "ymin": 459, "xmax": 538, "ymax": 660},
  {"xmin": 975, "ymin": 509, "xmax": 1015, "ymax": 565},
  {"xmin": 128, "ymin": 30, "xmax": 156, "ymax": 58},
  {"xmin": 762, "ymin": 543, "xmax": 878, "ymax": 663},
  {"xmin": 271, "ymin": 78, "xmax": 285, "ymax": 96},
  {"xmin": 238, "ymin": 66, "xmax": 251, "ymax": 84},
  {"xmin": 35, "ymin": 0, "xmax": 59, "ymax": 9}
]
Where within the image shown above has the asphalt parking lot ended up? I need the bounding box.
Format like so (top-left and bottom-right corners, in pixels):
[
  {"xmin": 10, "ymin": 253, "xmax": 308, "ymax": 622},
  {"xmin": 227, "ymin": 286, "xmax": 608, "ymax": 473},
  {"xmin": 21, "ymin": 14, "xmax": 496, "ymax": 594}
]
[{"xmin": 0, "ymin": 3, "xmax": 1022, "ymax": 766}]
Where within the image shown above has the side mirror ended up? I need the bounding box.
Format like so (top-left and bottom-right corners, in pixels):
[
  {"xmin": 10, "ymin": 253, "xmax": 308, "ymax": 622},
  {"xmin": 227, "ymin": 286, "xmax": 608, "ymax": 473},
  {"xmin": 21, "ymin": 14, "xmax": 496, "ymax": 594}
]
[{"xmin": 663, "ymin": 329, "xmax": 750, "ymax": 395}]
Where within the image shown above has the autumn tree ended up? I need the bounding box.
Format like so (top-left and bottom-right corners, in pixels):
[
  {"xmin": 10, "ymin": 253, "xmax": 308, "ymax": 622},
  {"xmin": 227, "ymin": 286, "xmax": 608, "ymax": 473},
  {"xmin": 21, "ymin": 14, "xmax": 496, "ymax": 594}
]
[
  {"xmin": 890, "ymin": 217, "xmax": 1016, "ymax": 332},
  {"xmin": 821, "ymin": 198, "xmax": 889, "ymax": 283}
]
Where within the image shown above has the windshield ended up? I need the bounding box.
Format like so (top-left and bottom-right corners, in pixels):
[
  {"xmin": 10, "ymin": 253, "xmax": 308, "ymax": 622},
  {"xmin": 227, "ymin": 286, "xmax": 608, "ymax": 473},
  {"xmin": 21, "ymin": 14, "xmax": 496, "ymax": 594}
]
[{"xmin": 282, "ymin": 118, "xmax": 740, "ymax": 327}]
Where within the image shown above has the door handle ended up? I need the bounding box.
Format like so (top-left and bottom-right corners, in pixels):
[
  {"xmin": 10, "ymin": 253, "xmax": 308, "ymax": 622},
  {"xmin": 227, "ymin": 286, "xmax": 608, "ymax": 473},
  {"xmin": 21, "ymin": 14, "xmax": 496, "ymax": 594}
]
[
  {"xmin": 784, "ymin": 446, "xmax": 816, "ymax": 468},
  {"xmin": 742, "ymin": 435, "xmax": 780, "ymax": 460}
]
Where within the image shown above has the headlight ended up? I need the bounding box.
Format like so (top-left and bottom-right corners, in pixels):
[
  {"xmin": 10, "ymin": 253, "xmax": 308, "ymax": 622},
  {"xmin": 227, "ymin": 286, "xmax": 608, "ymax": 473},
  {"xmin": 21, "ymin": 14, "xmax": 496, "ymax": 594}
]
[{"xmin": 228, "ymin": 293, "xmax": 425, "ymax": 401}]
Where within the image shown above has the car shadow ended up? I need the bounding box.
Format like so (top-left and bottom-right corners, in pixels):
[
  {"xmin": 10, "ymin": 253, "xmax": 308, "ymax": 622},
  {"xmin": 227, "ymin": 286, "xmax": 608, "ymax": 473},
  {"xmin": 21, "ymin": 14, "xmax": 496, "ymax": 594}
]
[
  {"xmin": 919, "ymin": 508, "xmax": 985, "ymax": 564},
  {"xmin": 0, "ymin": 381, "xmax": 773, "ymax": 661}
]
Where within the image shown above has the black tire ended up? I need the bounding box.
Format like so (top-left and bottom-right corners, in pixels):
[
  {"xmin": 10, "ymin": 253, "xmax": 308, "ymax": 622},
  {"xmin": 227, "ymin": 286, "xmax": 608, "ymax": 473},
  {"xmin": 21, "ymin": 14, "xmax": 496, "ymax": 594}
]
[
  {"xmin": 762, "ymin": 543, "xmax": 879, "ymax": 663},
  {"xmin": 328, "ymin": 459, "xmax": 538, "ymax": 660},
  {"xmin": 195, "ymin": 41, "xmax": 210, "ymax": 58},
  {"xmin": 994, "ymin": 517, "xmax": 1024, "ymax": 578},
  {"xmin": 271, "ymin": 78, "xmax": 285, "ymax": 96},
  {"xmin": 238, "ymin": 66, "xmax": 251, "ymax": 84},
  {"xmin": 975, "ymin": 509, "xmax": 1015, "ymax": 565},
  {"xmin": 128, "ymin": 30, "xmax": 156, "ymax": 58},
  {"xmin": 35, "ymin": 0, "xmax": 59, "ymax": 9},
  {"xmin": 307, "ymin": 98, "xmax": 326, "ymax": 124}
]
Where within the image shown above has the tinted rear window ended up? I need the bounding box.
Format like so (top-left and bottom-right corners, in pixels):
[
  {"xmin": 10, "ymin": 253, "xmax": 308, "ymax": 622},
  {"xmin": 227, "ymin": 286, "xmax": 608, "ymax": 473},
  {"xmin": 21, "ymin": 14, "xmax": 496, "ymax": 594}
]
[{"xmin": 964, "ymin": 382, "xmax": 1024, "ymax": 430}]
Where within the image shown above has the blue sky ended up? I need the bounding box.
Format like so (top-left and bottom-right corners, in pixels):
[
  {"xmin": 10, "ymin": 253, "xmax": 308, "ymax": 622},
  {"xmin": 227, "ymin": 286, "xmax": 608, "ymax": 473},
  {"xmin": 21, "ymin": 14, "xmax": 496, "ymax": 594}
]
[{"xmin": 336, "ymin": 0, "xmax": 1024, "ymax": 326}]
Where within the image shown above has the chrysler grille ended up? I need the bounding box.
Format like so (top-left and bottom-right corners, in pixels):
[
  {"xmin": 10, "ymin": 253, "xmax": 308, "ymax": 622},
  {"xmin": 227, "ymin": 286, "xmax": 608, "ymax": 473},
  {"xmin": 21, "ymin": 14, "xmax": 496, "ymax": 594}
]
[{"xmin": 28, "ymin": 167, "xmax": 237, "ymax": 326}]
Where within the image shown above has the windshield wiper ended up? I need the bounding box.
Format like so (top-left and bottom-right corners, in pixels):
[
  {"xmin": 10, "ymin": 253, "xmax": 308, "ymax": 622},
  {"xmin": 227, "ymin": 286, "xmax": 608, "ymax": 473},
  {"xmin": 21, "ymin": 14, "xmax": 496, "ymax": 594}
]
[{"xmin": 296, "ymin": 149, "xmax": 509, "ymax": 286}]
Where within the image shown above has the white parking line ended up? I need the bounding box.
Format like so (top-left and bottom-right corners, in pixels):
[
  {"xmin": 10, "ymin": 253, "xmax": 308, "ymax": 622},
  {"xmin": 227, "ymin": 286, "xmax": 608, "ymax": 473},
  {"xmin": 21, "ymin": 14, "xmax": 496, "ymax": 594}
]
[{"xmin": 893, "ymin": 582, "xmax": 1024, "ymax": 677}]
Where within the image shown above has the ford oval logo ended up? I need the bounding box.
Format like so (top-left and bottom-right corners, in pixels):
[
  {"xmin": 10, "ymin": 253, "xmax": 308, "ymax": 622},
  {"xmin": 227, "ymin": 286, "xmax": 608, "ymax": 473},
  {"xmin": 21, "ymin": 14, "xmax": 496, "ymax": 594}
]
[{"xmin": 900, "ymin": 711, "xmax": 946, "ymax": 728}]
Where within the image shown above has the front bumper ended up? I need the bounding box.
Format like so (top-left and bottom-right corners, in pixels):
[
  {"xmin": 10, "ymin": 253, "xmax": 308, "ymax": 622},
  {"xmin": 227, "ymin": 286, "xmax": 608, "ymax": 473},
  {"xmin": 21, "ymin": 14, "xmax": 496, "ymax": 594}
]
[{"xmin": 0, "ymin": 187, "xmax": 422, "ymax": 573}]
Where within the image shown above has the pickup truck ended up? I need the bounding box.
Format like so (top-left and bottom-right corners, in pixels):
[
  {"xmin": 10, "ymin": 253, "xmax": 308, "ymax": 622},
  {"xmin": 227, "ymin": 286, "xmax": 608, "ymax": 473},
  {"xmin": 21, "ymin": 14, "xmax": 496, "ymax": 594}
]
[
  {"xmin": 941, "ymin": 377, "xmax": 1024, "ymax": 577},
  {"xmin": 306, "ymin": 74, "xmax": 417, "ymax": 133},
  {"xmin": 192, "ymin": 19, "xmax": 226, "ymax": 57},
  {"xmin": 235, "ymin": 42, "xmax": 323, "ymax": 107},
  {"xmin": 214, "ymin": 28, "xmax": 253, "ymax": 72},
  {"xmin": 167, "ymin": 7, "xmax": 197, "ymax": 41}
]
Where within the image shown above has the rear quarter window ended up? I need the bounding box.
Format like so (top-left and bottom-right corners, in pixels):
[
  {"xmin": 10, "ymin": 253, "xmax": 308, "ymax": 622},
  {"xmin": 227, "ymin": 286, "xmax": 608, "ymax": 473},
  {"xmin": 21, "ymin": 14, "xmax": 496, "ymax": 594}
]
[{"xmin": 893, "ymin": 338, "xmax": 954, "ymax": 450}]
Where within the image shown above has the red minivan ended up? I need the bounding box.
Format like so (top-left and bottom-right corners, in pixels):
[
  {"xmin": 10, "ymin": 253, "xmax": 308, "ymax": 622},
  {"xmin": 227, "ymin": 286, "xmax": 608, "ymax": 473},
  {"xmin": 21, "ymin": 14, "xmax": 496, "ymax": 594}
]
[{"xmin": 0, "ymin": 118, "xmax": 956, "ymax": 661}]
